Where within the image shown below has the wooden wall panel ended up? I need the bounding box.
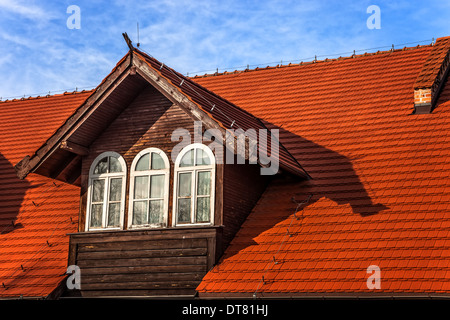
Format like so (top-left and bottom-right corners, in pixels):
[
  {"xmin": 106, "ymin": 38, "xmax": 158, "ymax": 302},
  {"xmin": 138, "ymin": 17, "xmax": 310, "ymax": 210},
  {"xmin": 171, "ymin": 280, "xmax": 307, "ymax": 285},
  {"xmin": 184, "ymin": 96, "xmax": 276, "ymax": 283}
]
[
  {"xmin": 67, "ymin": 227, "xmax": 220, "ymax": 297},
  {"xmin": 222, "ymin": 163, "xmax": 269, "ymax": 250}
]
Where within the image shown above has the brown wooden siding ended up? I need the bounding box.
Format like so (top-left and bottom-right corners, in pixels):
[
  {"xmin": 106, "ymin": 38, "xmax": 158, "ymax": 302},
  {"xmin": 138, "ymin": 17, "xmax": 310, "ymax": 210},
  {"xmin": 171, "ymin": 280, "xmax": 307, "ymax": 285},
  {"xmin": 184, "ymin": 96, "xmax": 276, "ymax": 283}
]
[
  {"xmin": 67, "ymin": 227, "xmax": 221, "ymax": 297},
  {"xmin": 222, "ymin": 163, "xmax": 269, "ymax": 250}
]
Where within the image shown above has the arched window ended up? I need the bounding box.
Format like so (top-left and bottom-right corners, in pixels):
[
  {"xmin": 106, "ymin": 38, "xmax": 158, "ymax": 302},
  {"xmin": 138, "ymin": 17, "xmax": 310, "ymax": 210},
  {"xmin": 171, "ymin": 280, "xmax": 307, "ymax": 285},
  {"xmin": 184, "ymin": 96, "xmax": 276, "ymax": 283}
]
[
  {"xmin": 173, "ymin": 144, "xmax": 215, "ymax": 226},
  {"xmin": 129, "ymin": 148, "xmax": 170, "ymax": 228},
  {"xmin": 86, "ymin": 152, "xmax": 126, "ymax": 231}
]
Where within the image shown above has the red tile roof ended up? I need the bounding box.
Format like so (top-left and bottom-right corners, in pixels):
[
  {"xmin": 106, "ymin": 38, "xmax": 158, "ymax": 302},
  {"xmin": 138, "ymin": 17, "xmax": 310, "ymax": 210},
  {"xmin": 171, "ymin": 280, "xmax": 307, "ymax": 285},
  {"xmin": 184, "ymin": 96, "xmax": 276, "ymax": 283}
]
[
  {"xmin": 2, "ymin": 35, "xmax": 450, "ymax": 298},
  {"xmin": 414, "ymin": 37, "xmax": 450, "ymax": 89},
  {"xmin": 0, "ymin": 91, "xmax": 91, "ymax": 298},
  {"xmin": 194, "ymin": 37, "xmax": 450, "ymax": 296}
]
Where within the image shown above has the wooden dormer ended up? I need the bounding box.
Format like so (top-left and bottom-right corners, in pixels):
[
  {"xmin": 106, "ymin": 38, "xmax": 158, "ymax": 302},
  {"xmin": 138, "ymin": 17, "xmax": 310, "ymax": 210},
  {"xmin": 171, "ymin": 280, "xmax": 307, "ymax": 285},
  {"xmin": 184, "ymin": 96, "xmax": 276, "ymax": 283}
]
[{"xmin": 65, "ymin": 83, "xmax": 272, "ymax": 296}]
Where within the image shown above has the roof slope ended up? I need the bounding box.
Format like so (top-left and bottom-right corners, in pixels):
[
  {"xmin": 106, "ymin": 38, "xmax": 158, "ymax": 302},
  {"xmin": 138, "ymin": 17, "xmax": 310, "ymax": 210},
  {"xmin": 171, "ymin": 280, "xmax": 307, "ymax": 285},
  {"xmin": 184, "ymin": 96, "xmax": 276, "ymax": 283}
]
[
  {"xmin": 414, "ymin": 36, "xmax": 450, "ymax": 89},
  {"xmin": 134, "ymin": 49, "xmax": 308, "ymax": 177},
  {"xmin": 0, "ymin": 91, "xmax": 90, "ymax": 298},
  {"xmin": 194, "ymin": 38, "xmax": 450, "ymax": 296}
]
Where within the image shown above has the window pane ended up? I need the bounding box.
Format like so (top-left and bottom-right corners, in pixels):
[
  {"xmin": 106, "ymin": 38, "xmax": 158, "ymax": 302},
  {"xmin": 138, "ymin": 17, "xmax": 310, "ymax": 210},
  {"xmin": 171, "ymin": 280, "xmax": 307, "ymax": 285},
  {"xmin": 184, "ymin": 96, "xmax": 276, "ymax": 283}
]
[
  {"xmin": 150, "ymin": 175, "xmax": 164, "ymax": 198},
  {"xmin": 149, "ymin": 200, "xmax": 163, "ymax": 224},
  {"xmin": 196, "ymin": 197, "xmax": 210, "ymax": 223},
  {"xmin": 92, "ymin": 179, "xmax": 105, "ymax": 202},
  {"xmin": 135, "ymin": 153, "xmax": 150, "ymax": 171},
  {"xmin": 109, "ymin": 156, "xmax": 122, "ymax": 173},
  {"xmin": 94, "ymin": 157, "xmax": 108, "ymax": 174},
  {"xmin": 180, "ymin": 150, "xmax": 194, "ymax": 167},
  {"xmin": 197, "ymin": 171, "xmax": 211, "ymax": 196},
  {"xmin": 90, "ymin": 204, "xmax": 103, "ymax": 228},
  {"xmin": 178, "ymin": 172, "xmax": 191, "ymax": 197},
  {"xmin": 133, "ymin": 201, "xmax": 148, "ymax": 225},
  {"xmin": 109, "ymin": 178, "xmax": 122, "ymax": 201},
  {"xmin": 107, "ymin": 203, "xmax": 120, "ymax": 227},
  {"xmin": 177, "ymin": 198, "xmax": 191, "ymax": 223},
  {"xmin": 151, "ymin": 153, "xmax": 165, "ymax": 170},
  {"xmin": 134, "ymin": 176, "xmax": 149, "ymax": 199},
  {"xmin": 196, "ymin": 148, "xmax": 211, "ymax": 166}
]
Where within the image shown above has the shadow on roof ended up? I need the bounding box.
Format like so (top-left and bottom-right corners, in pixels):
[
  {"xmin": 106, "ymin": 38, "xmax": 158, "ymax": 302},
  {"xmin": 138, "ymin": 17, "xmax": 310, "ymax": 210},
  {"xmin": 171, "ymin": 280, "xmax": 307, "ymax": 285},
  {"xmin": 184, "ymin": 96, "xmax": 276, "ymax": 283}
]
[
  {"xmin": 0, "ymin": 152, "xmax": 31, "ymax": 235},
  {"xmin": 219, "ymin": 124, "xmax": 389, "ymax": 260},
  {"xmin": 271, "ymin": 123, "xmax": 389, "ymax": 216}
]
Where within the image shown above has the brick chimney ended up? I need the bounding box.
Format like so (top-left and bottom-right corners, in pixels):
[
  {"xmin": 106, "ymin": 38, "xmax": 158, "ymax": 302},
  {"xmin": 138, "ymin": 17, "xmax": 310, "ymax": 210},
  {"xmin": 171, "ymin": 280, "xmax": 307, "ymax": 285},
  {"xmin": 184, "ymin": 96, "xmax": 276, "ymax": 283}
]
[{"xmin": 413, "ymin": 37, "xmax": 450, "ymax": 114}]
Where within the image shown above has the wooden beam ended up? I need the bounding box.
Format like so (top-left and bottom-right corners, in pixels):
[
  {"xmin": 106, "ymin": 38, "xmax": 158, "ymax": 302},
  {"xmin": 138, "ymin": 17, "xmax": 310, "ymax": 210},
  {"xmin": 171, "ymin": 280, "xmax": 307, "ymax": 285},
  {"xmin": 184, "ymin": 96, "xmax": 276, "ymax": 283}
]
[
  {"xmin": 15, "ymin": 155, "xmax": 31, "ymax": 180},
  {"xmin": 64, "ymin": 156, "xmax": 82, "ymax": 185},
  {"xmin": 60, "ymin": 140, "xmax": 89, "ymax": 156},
  {"xmin": 49, "ymin": 152, "xmax": 77, "ymax": 180},
  {"xmin": 122, "ymin": 32, "xmax": 134, "ymax": 51}
]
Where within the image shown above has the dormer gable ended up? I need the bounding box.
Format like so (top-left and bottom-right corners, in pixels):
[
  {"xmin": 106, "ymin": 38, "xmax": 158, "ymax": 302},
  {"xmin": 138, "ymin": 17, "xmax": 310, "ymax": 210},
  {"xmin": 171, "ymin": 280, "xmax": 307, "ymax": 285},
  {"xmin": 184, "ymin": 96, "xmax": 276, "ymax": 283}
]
[{"xmin": 15, "ymin": 34, "xmax": 308, "ymax": 183}]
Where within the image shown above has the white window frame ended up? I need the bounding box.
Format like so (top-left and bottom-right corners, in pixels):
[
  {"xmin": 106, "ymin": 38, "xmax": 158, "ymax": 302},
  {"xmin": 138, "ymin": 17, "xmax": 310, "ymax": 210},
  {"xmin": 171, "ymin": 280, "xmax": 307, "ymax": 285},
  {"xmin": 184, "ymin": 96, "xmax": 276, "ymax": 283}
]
[
  {"xmin": 85, "ymin": 152, "xmax": 127, "ymax": 231},
  {"xmin": 128, "ymin": 148, "xmax": 170, "ymax": 229},
  {"xmin": 173, "ymin": 143, "xmax": 216, "ymax": 227}
]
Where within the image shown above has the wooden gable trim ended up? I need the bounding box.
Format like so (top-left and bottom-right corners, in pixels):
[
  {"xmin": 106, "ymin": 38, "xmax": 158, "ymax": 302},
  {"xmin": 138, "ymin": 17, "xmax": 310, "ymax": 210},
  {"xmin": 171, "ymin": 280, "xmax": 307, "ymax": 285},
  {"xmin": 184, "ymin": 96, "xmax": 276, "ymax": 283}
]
[
  {"xmin": 61, "ymin": 66, "xmax": 136, "ymax": 144},
  {"xmin": 15, "ymin": 54, "xmax": 132, "ymax": 179},
  {"xmin": 132, "ymin": 53, "xmax": 227, "ymax": 134}
]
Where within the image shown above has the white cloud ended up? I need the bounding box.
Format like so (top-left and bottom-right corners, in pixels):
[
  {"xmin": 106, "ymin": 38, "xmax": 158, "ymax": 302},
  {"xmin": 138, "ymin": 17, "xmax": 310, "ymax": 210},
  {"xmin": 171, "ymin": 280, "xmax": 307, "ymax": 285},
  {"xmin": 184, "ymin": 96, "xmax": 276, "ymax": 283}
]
[
  {"xmin": 0, "ymin": 53, "xmax": 11, "ymax": 66},
  {"xmin": 0, "ymin": 31, "xmax": 36, "ymax": 48},
  {"xmin": 0, "ymin": 0, "xmax": 47, "ymax": 19}
]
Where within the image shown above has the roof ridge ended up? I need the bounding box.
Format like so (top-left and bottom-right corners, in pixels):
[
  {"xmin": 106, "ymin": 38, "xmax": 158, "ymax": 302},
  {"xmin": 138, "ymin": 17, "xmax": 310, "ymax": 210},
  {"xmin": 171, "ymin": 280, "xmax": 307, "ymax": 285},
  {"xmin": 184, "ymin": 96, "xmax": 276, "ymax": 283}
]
[
  {"xmin": 0, "ymin": 89, "xmax": 94, "ymax": 103},
  {"xmin": 1, "ymin": 41, "xmax": 437, "ymax": 101},
  {"xmin": 191, "ymin": 42, "xmax": 435, "ymax": 79}
]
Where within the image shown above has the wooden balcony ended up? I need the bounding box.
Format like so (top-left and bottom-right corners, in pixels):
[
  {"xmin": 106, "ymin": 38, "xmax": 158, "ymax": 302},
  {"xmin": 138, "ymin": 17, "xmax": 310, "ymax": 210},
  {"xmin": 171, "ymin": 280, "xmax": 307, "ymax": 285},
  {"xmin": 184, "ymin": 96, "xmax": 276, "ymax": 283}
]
[{"xmin": 66, "ymin": 226, "xmax": 222, "ymax": 297}]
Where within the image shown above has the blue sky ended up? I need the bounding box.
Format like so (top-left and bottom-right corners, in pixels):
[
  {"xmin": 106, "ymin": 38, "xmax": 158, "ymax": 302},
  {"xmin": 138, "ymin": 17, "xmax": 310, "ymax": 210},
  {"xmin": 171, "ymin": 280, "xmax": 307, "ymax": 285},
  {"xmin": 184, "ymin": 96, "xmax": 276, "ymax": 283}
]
[{"xmin": 0, "ymin": 0, "xmax": 449, "ymax": 99}]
